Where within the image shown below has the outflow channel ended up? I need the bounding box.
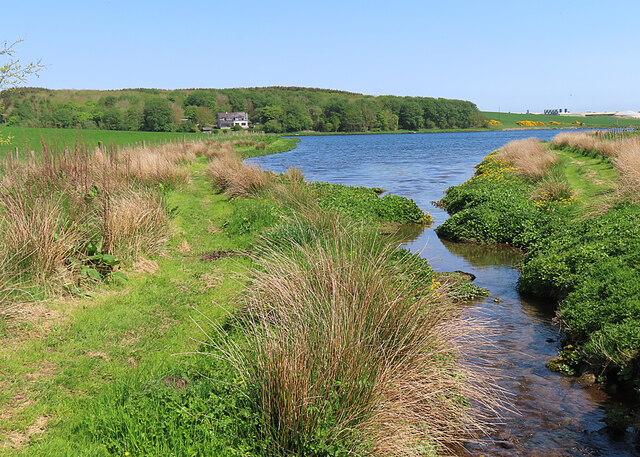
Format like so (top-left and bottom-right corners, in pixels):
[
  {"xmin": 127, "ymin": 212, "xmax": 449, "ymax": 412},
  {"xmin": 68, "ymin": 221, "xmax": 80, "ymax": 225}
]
[{"xmin": 250, "ymin": 130, "xmax": 638, "ymax": 456}]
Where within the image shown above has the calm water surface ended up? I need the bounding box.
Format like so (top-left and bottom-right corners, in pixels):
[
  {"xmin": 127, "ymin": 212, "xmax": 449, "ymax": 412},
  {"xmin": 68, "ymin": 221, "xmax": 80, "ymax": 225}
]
[{"xmin": 250, "ymin": 131, "xmax": 638, "ymax": 456}]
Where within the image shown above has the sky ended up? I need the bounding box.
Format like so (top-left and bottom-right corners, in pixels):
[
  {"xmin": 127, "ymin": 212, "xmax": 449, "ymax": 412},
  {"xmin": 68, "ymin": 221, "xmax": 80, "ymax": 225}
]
[{"xmin": 3, "ymin": 0, "xmax": 639, "ymax": 113}]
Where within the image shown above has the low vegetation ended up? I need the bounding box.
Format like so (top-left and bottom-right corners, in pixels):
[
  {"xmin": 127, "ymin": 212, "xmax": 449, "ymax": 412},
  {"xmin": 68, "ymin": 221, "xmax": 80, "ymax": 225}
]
[
  {"xmin": 437, "ymin": 132, "xmax": 640, "ymax": 398},
  {"xmin": 0, "ymin": 133, "xmax": 495, "ymax": 455}
]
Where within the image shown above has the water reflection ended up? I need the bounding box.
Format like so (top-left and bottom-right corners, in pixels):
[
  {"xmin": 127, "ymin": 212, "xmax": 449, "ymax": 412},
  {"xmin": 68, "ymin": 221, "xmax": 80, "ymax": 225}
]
[{"xmin": 440, "ymin": 239, "xmax": 522, "ymax": 268}]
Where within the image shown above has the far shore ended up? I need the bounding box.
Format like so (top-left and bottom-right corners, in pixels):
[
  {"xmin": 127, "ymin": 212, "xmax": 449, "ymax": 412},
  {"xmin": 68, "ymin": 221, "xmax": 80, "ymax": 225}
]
[{"xmin": 283, "ymin": 125, "xmax": 599, "ymax": 137}]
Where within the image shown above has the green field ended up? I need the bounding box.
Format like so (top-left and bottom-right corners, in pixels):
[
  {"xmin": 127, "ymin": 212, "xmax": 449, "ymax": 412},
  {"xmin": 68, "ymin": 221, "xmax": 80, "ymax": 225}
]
[
  {"xmin": 0, "ymin": 126, "xmax": 299, "ymax": 158},
  {"xmin": 482, "ymin": 111, "xmax": 640, "ymax": 129},
  {"xmin": 0, "ymin": 126, "xmax": 202, "ymax": 155}
]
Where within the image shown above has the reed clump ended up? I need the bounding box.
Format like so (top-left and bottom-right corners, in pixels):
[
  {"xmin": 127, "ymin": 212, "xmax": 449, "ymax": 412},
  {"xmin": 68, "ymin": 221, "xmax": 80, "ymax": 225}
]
[
  {"xmin": 495, "ymin": 138, "xmax": 557, "ymax": 180},
  {"xmin": 207, "ymin": 150, "xmax": 269, "ymax": 197},
  {"xmin": 214, "ymin": 215, "xmax": 498, "ymax": 455}
]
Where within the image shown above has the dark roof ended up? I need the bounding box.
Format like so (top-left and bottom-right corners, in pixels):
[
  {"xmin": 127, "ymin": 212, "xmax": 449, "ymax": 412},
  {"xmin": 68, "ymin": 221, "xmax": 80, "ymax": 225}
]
[{"xmin": 218, "ymin": 111, "xmax": 248, "ymax": 119}]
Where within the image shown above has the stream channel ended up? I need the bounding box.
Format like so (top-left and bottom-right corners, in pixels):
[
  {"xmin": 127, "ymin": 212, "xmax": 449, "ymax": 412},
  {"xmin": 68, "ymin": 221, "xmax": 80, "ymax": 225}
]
[{"xmin": 249, "ymin": 130, "xmax": 638, "ymax": 456}]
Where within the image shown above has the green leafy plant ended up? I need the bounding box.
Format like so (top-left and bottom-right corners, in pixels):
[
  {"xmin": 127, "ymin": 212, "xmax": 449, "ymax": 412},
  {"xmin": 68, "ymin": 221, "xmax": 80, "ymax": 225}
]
[{"xmin": 80, "ymin": 240, "xmax": 127, "ymax": 283}]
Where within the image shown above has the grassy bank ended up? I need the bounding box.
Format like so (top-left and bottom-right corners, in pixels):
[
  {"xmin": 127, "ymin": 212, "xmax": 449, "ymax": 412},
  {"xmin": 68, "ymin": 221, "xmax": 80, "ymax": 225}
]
[
  {"xmin": 482, "ymin": 111, "xmax": 640, "ymax": 129},
  {"xmin": 1, "ymin": 135, "xmax": 493, "ymax": 455},
  {"xmin": 435, "ymin": 134, "xmax": 640, "ymax": 402}
]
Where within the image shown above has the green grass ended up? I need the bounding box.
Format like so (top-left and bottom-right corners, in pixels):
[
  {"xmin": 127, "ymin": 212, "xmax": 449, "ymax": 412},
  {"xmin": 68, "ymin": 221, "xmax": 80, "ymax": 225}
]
[
  {"xmin": 0, "ymin": 158, "xmax": 259, "ymax": 455},
  {"xmin": 0, "ymin": 126, "xmax": 202, "ymax": 155},
  {"xmin": 482, "ymin": 111, "xmax": 640, "ymax": 129},
  {"xmin": 0, "ymin": 126, "xmax": 299, "ymax": 158}
]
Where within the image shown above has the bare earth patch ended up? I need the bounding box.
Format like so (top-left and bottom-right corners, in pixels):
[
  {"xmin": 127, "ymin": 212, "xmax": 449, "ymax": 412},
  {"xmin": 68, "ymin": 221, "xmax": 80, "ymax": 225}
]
[{"xmin": 200, "ymin": 249, "xmax": 244, "ymax": 261}]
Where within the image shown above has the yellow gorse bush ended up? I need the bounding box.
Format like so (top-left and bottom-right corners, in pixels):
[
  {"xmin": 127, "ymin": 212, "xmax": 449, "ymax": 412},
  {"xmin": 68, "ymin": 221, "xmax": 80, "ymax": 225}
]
[{"xmin": 516, "ymin": 120, "xmax": 546, "ymax": 127}]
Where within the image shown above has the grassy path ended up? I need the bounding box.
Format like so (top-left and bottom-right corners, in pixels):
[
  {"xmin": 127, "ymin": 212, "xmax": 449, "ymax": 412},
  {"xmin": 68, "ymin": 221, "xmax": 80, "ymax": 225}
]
[
  {"xmin": 0, "ymin": 157, "xmax": 253, "ymax": 455},
  {"xmin": 552, "ymin": 147, "xmax": 619, "ymax": 214}
]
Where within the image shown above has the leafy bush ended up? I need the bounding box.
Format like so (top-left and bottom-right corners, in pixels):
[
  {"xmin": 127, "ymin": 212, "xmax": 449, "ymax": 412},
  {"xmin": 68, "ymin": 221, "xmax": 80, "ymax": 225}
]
[{"xmin": 310, "ymin": 182, "xmax": 431, "ymax": 225}]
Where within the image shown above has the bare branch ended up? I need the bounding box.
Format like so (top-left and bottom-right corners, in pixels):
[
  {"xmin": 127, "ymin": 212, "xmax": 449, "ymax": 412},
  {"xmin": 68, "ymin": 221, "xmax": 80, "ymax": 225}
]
[{"xmin": 0, "ymin": 39, "xmax": 45, "ymax": 90}]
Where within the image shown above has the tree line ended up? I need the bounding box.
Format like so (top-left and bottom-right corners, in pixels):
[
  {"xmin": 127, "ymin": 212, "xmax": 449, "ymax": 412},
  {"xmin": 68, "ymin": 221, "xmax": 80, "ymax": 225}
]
[{"xmin": 0, "ymin": 86, "xmax": 486, "ymax": 133}]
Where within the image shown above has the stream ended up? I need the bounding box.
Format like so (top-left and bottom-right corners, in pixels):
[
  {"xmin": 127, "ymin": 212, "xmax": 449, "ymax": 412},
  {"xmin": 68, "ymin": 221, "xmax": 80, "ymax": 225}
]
[{"xmin": 249, "ymin": 130, "xmax": 638, "ymax": 456}]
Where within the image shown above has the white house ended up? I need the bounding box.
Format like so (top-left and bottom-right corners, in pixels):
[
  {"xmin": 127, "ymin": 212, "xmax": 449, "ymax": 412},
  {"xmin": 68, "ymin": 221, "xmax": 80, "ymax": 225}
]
[{"xmin": 217, "ymin": 112, "xmax": 249, "ymax": 129}]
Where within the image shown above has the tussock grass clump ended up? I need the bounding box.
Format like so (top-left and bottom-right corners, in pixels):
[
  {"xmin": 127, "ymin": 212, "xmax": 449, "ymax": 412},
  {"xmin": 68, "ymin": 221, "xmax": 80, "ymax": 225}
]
[
  {"xmin": 102, "ymin": 191, "xmax": 169, "ymax": 261},
  {"xmin": 532, "ymin": 171, "xmax": 574, "ymax": 203},
  {"xmin": 283, "ymin": 166, "xmax": 304, "ymax": 183},
  {"xmin": 215, "ymin": 217, "xmax": 497, "ymax": 455},
  {"xmin": 207, "ymin": 151, "xmax": 269, "ymax": 197},
  {"xmin": 0, "ymin": 189, "xmax": 80, "ymax": 285},
  {"xmin": 198, "ymin": 141, "xmax": 235, "ymax": 159},
  {"xmin": 495, "ymin": 138, "xmax": 557, "ymax": 180},
  {"xmin": 613, "ymin": 137, "xmax": 640, "ymax": 198}
]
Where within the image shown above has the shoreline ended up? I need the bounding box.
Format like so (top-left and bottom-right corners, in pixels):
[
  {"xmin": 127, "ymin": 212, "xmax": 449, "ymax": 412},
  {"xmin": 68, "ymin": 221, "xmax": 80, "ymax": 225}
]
[{"xmin": 283, "ymin": 125, "xmax": 601, "ymax": 137}]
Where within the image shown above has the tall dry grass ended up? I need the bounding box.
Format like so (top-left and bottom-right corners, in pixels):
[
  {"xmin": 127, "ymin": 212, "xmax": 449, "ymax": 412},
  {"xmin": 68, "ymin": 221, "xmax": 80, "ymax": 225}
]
[
  {"xmin": 102, "ymin": 190, "xmax": 169, "ymax": 261},
  {"xmin": 614, "ymin": 137, "xmax": 640, "ymax": 197},
  {"xmin": 0, "ymin": 139, "xmax": 215, "ymax": 303},
  {"xmin": 207, "ymin": 150, "xmax": 269, "ymax": 197},
  {"xmin": 283, "ymin": 166, "xmax": 304, "ymax": 183},
  {"xmin": 0, "ymin": 189, "xmax": 80, "ymax": 284},
  {"xmin": 495, "ymin": 138, "xmax": 557, "ymax": 180},
  {"xmin": 212, "ymin": 216, "xmax": 499, "ymax": 455},
  {"xmin": 551, "ymin": 131, "xmax": 618, "ymax": 157}
]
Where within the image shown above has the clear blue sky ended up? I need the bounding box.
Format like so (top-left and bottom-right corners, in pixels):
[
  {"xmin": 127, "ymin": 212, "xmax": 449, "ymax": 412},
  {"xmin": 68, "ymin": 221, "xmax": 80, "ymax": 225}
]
[{"xmin": 4, "ymin": 0, "xmax": 639, "ymax": 113}]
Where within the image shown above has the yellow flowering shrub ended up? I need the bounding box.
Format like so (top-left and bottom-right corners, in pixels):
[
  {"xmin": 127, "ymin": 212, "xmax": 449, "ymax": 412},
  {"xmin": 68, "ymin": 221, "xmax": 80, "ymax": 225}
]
[{"xmin": 516, "ymin": 120, "xmax": 546, "ymax": 127}]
